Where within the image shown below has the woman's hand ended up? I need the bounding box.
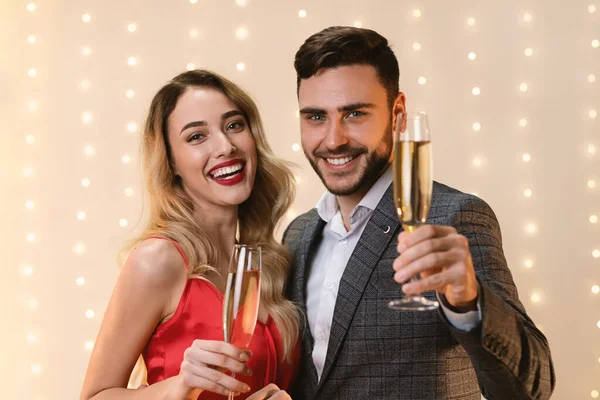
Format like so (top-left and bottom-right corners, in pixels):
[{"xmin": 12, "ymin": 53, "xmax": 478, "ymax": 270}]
[{"xmin": 247, "ymin": 384, "xmax": 292, "ymax": 400}]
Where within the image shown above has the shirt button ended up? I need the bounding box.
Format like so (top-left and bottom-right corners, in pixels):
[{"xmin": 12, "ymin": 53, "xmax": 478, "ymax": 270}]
[
  {"xmin": 326, "ymin": 282, "xmax": 334, "ymax": 290},
  {"xmin": 341, "ymin": 238, "xmax": 348, "ymax": 245}
]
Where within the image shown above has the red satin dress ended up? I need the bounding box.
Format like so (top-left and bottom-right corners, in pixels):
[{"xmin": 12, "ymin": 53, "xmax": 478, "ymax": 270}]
[{"xmin": 142, "ymin": 236, "xmax": 298, "ymax": 399}]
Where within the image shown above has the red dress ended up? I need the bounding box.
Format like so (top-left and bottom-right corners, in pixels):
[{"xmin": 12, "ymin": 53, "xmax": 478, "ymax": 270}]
[{"xmin": 142, "ymin": 237, "xmax": 298, "ymax": 399}]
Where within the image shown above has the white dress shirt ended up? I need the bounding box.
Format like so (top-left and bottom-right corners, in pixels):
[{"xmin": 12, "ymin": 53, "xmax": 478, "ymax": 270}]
[{"xmin": 305, "ymin": 165, "xmax": 481, "ymax": 380}]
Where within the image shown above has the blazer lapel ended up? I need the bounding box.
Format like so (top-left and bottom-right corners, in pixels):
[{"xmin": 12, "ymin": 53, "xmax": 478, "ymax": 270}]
[{"xmin": 318, "ymin": 183, "xmax": 400, "ymax": 387}]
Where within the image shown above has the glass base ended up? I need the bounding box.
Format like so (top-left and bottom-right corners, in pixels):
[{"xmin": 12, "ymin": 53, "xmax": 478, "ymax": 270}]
[{"xmin": 388, "ymin": 296, "xmax": 439, "ymax": 311}]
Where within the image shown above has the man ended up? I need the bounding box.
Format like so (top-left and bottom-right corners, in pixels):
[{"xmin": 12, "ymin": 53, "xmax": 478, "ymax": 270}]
[{"xmin": 283, "ymin": 26, "xmax": 555, "ymax": 399}]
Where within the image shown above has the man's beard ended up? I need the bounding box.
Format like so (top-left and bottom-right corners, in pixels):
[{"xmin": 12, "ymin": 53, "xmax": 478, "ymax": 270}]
[{"xmin": 305, "ymin": 123, "xmax": 393, "ymax": 196}]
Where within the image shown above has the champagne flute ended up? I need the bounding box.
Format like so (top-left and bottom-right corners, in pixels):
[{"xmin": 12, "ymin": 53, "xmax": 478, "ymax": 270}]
[
  {"xmin": 223, "ymin": 245, "xmax": 262, "ymax": 399},
  {"xmin": 388, "ymin": 111, "xmax": 439, "ymax": 311}
]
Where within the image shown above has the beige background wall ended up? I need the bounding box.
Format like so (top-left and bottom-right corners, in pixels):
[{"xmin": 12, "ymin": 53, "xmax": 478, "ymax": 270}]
[{"xmin": 2, "ymin": 0, "xmax": 599, "ymax": 398}]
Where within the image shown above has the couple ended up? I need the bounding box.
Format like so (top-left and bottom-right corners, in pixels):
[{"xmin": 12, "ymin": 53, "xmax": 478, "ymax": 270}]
[{"xmin": 80, "ymin": 26, "xmax": 555, "ymax": 400}]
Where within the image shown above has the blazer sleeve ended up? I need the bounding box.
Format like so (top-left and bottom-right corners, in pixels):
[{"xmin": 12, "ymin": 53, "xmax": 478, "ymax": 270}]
[{"xmin": 439, "ymin": 195, "xmax": 556, "ymax": 400}]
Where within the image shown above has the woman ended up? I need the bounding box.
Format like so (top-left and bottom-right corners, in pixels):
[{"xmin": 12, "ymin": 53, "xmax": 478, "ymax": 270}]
[{"xmin": 80, "ymin": 70, "xmax": 300, "ymax": 400}]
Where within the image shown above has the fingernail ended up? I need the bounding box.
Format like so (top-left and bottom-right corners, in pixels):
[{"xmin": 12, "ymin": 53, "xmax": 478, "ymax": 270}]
[
  {"xmin": 243, "ymin": 385, "xmax": 251, "ymax": 392},
  {"xmin": 398, "ymin": 243, "xmax": 407, "ymax": 252},
  {"xmin": 395, "ymin": 271, "xmax": 407, "ymax": 282},
  {"xmin": 239, "ymin": 352, "xmax": 250, "ymax": 362}
]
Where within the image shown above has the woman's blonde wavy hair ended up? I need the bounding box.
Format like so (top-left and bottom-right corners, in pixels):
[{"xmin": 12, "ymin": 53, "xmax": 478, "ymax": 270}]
[{"xmin": 123, "ymin": 70, "xmax": 300, "ymax": 374}]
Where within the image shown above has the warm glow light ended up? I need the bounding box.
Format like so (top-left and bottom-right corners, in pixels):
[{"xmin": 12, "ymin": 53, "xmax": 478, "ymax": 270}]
[
  {"xmin": 295, "ymin": 175, "xmax": 302, "ymax": 184},
  {"xmin": 592, "ymin": 389, "xmax": 599, "ymax": 398},
  {"xmin": 418, "ymin": 76, "xmax": 427, "ymax": 85},
  {"xmin": 27, "ymin": 2, "xmax": 36, "ymax": 12},
  {"xmin": 236, "ymin": 27, "xmax": 248, "ymax": 39},
  {"xmin": 590, "ymin": 109, "xmax": 597, "ymax": 119},
  {"xmin": 23, "ymin": 167, "xmax": 34, "ymax": 178},
  {"xmin": 590, "ymin": 4, "xmax": 597, "ymax": 13},
  {"xmin": 128, "ymin": 57, "xmax": 137, "ymax": 66},
  {"xmin": 298, "ymin": 9, "xmax": 307, "ymax": 18},
  {"xmin": 292, "ymin": 143, "xmax": 301, "ymax": 152},
  {"xmin": 236, "ymin": 62, "xmax": 245, "ymax": 71},
  {"xmin": 519, "ymin": 82, "xmax": 528, "ymax": 92},
  {"xmin": 31, "ymin": 364, "xmax": 41, "ymax": 375},
  {"xmin": 236, "ymin": 0, "xmax": 246, "ymax": 5},
  {"xmin": 80, "ymin": 79, "xmax": 91, "ymax": 90},
  {"xmin": 592, "ymin": 39, "xmax": 600, "ymax": 48},
  {"xmin": 119, "ymin": 218, "xmax": 129, "ymax": 227},
  {"xmin": 74, "ymin": 242, "xmax": 86, "ymax": 255},
  {"xmin": 22, "ymin": 265, "xmax": 34, "ymax": 277},
  {"xmin": 27, "ymin": 35, "xmax": 37, "ymax": 44},
  {"xmin": 76, "ymin": 277, "xmax": 86, "ymax": 286},
  {"xmin": 126, "ymin": 90, "xmax": 135, "ymax": 98},
  {"xmin": 593, "ymin": 249, "xmax": 600, "ymax": 258},
  {"xmin": 413, "ymin": 9, "xmax": 422, "ymax": 18},
  {"xmin": 353, "ymin": 21, "xmax": 363, "ymax": 28},
  {"xmin": 26, "ymin": 135, "xmax": 35, "ymax": 144},
  {"xmin": 519, "ymin": 118, "xmax": 528, "ymax": 127},
  {"xmin": 472, "ymin": 87, "xmax": 481, "ymax": 95},
  {"xmin": 592, "ymin": 285, "xmax": 600, "ymax": 294},
  {"xmin": 127, "ymin": 23, "xmax": 137, "ymax": 33},
  {"xmin": 82, "ymin": 13, "xmax": 91, "ymax": 23},
  {"xmin": 85, "ymin": 309, "xmax": 95, "ymax": 319},
  {"xmin": 81, "ymin": 178, "xmax": 91, "ymax": 188},
  {"xmin": 122, "ymin": 155, "xmax": 131, "ymax": 164},
  {"xmin": 468, "ymin": 52, "xmax": 477, "ymax": 60},
  {"xmin": 189, "ymin": 0, "xmax": 198, "ymax": 3},
  {"xmin": 127, "ymin": 122, "xmax": 138, "ymax": 133},
  {"xmin": 125, "ymin": 187, "xmax": 134, "ymax": 197},
  {"xmin": 189, "ymin": 28, "xmax": 199, "ymax": 38},
  {"xmin": 523, "ymin": 12, "xmax": 532, "ymax": 22},
  {"xmin": 82, "ymin": 46, "xmax": 92, "ymax": 56},
  {"xmin": 589, "ymin": 144, "xmax": 597, "ymax": 154},
  {"xmin": 526, "ymin": 223, "xmax": 537, "ymax": 234},
  {"xmin": 472, "ymin": 157, "xmax": 483, "ymax": 167},
  {"xmin": 28, "ymin": 68, "xmax": 37, "ymax": 78},
  {"xmin": 524, "ymin": 259, "xmax": 534, "ymax": 268},
  {"xmin": 186, "ymin": 62, "xmax": 195, "ymax": 71},
  {"xmin": 589, "ymin": 74, "xmax": 596, "ymax": 83},
  {"xmin": 82, "ymin": 112, "xmax": 93, "ymax": 124},
  {"xmin": 26, "ymin": 234, "xmax": 36, "ymax": 243},
  {"xmin": 85, "ymin": 341, "xmax": 95, "ymax": 351},
  {"xmin": 530, "ymin": 292, "xmax": 541, "ymax": 303},
  {"xmin": 27, "ymin": 332, "xmax": 38, "ymax": 342},
  {"xmin": 524, "ymin": 189, "xmax": 532, "ymax": 198},
  {"xmin": 77, "ymin": 211, "xmax": 86, "ymax": 221},
  {"xmin": 28, "ymin": 101, "xmax": 38, "ymax": 112},
  {"xmin": 28, "ymin": 298, "xmax": 39, "ymax": 309},
  {"xmin": 413, "ymin": 42, "xmax": 421, "ymax": 51},
  {"xmin": 25, "ymin": 200, "xmax": 35, "ymax": 210},
  {"xmin": 588, "ymin": 179, "xmax": 597, "ymax": 189},
  {"xmin": 472, "ymin": 122, "xmax": 481, "ymax": 131},
  {"xmin": 84, "ymin": 145, "xmax": 95, "ymax": 157},
  {"xmin": 522, "ymin": 153, "xmax": 531, "ymax": 162},
  {"xmin": 467, "ymin": 17, "xmax": 476, "ymax": 26},
  {"xmin": 524, "ymin": 48, "xmax": 533, "ymax": 57},
  {"xmin": 590, "ymin": 215, "xmax": 598, "ymax": 224}
]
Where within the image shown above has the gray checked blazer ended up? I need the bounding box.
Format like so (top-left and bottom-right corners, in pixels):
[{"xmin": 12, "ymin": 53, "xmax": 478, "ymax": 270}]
[{"xmin": 282, "ymin": 181, "xmax": 555, "ymax": 400}]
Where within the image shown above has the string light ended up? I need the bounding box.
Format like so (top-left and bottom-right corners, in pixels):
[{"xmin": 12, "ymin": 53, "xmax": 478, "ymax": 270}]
[
  {"xmin": 472, "ymin": 87, "xmax": 481, "ymax": 96},
  {"xmin": 519, "ymin": 82, "xmax": 529, "ymax": 92},
  {"xmin": 467, "ymin": 17, "xmax": 476, "ymax": 26},
  {"xmin": 21, "ymin": 265, "xmax": 34, "ymax": 277},
  {"xmin": 186, "ymin": 62, "xmax": 196, "ymax": 71},
  {"xmin": 122, "ymin": 155, "xmax": 131, "ymax": 164},
  {"xmin": 125, "ymin": 187, "xmax": 134, "ymax": 197},
  {"xmin": 81, "ymin": 112, "xmax": 93, "ymax": 124},
  {"xmin": 523, "ymin": 12, "xmax": 533, "ymax": 22},
  {"xmin": 298, "ymin": 9, "xmax": 307, "ymax": 18},
  {"xmin": 77, "ymin": 211, "xmax": 86, "ymax": 221},
  {"xmin": 592, "ymin": 39, "xmax": 600, "ymax": 49},
  {"xmin": 590, "ymin": 215, "xmax": 598, "ymax": 224},
  {"xmin": 593, "ymin": 249, "xmax": 600, "ymax": 258},
  {"xmin": 31, "ymin": 364, "xmax": 41, "ymax": 375},
  {"xmin": 235, "ymin": 27, "xmax": 248, "ymax": 39},
  {"xmin": 530, "ymin": 292, "xmax": 541, "ymax": 303},
  {"xmin": 23, "ymin": 167, "xmax": 34, "ymax": 178},
  {"xmin": 125, "ymin": 90, "xmax": 135, "ymax": 98},
  {"xmin": 524, "ymin": 189, "xmax": 533, "ymax": 198},
  {"xmin": 28, "ymin": 101, "xmax": 38, "ymax": 112},
  {"xmin": 127, "ymin": 122, "xmax": 138, "ymax": 133},
  {"xmin": 472, "ymin": 157, "xmax": 483, "ymax": 167},
  {"xmin": 27, "ymin": 332, "xmax": 38, "ymax": 343},
  {"xmin": 524, "ymin": 48, "xmax": 533, "ymax": 57},
  {"xmin": 119, "ymin": 219, "xmax": 129, "ymax": 227},
  {"xmin": 82, "ymin": 46, "xmax": 92, "ymax": 56},
  {"xmin": 81, "ymin": 178, "xmax": 90, "ymax": 188},
  {"xmin": 28, "ymin": 68, "xmax": 37, "ymax": 78},
  {"xmin": 189, "ymin": 28, "xmax": 199, "ymax": 38},
  {"xmin": 413, "ymin": 42, "xmax": 421, "ymax": 51},
  {"xmin": 418, "ymin": 76, "xmax": 427, "ymax": 85},
  {"xmin": 25, "ymin": 200, "xmax": 35, "ymax": 210},
  {"xmin": 589, "ymin": 109, "xmax": 597, "ymax": 119},
  {"xmin": 84, "ymin": 145, "xmax": 95, "ymax": 157},
  {"xmin": 236, "ymin": 62, "xmax": 245, "ymax": 71},
  {"xmin": 519, "ymin": 118, "xmax": 528, "ymax": 127},
  {"xmin": 85, "ymin": 341, "xmax": 95, "ymax": 351},
  {"xmin": 76, "ymin": 277, "xmax": 86, "ymax": 286},
  {"xmin": 26, "ymin": 2, "xmax": 36, "ymax": 12},
  {"xmin": 26, "ymin": 135, "xmax": 35, "ymax": 144},
  {"xmin": 82, "ymin": 13, "xmax": 91, "ymax": 23},
  {"xmin": 590, "ymin": 4, "xmax": 597, "ymax": 13},
  {"xmin": 28, "ymin": 298, "xmax": 39, "ymax": 309},
  {"xmin": 592, "ymin": 389, "xmax": 599, "ymax": 398},
  {"xmin": 74, "ymin": 242, "xmax": 86, "ymax": 255},
  {"xmin": 592, "ymin": 285, "xmax": 600, "ymax": 294},
  {"xmin": 412, "ymin": 9, "xmax": 421, "ymax": 18},
  {"xmin": 127, "ymin": 23, "xmax": 137, "ymax": 33},
  {"xmin": 80, "ymin": 79, "xmax": 91, "ymax": 90},
  {"xmin": 468, "ymin": 52, "xmax": 477, "ymax": 60},
  {"xmin": 526, "ymin": 223, "xmax": 537, "ymax": 234},
  {"xmin": 524, "ymin": 259, "xmax": 534, "ymax": 268},
  {"xmin": 85, "ymin": 309, "xmax": 95, "ymax": 319},
  {"xmin": 472, "ymin": 122, "xmax": 481, "ymax": 131},
  {"xmin": 588, "ymin": 144, "xmax": 596, "ymax": 154},
  {"xmin": 189, "ymin": 0, "xmax": 198, "ymax": 4},
  {"xmin": 353, "ymin": 21, "xmax": 363, "ymax": 28},
  {"xmin": 294, "ymin": 175, "xmax": 303, "ymax": 184},
  {"xmin": 26, "ymin": 233, "xmax": 36, "ymax": 243},
  {"xmin": 589, "ymin": 74, "xmax": 596, "ymax": 83},
  {"xmin": 128, "ymin": 57, "xmax": 137, "ymax": 66},
  {"xmin": 236, "ymin": 0, "xmax": 246, "ymax": 6},
  {"xmin": 27, "ymin": 35, "xmax": 37, "ymax": 44},
  {"xmin": 588, "ymin": 179, "xmax": 596, "ymax": 189},
  {"xmin": 522, "ymin": 153, "xmax": 532, "ymax": 162},
  {"xmin": 292, "ymin": 143, "xmax": 301, "ymax": 152}
]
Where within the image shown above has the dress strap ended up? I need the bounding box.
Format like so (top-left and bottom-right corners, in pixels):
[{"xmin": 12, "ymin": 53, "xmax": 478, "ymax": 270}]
[{"xmin": 148, "ymin": 235, "xmax": 190, "ymax": 269}]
